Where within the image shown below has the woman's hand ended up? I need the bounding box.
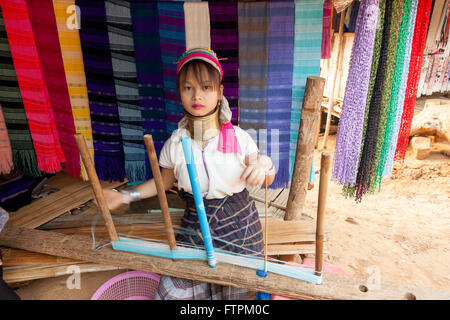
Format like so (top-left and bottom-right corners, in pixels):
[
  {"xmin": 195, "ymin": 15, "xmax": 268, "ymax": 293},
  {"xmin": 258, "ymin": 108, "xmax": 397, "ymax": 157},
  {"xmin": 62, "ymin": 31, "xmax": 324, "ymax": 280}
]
[
  {"xmin": 96, "ymin": 189, "xmax": 125, "ymax": 211},
  {"xmin": 240, "ymin": 155, "xmax": 275, "ymax": 188}
]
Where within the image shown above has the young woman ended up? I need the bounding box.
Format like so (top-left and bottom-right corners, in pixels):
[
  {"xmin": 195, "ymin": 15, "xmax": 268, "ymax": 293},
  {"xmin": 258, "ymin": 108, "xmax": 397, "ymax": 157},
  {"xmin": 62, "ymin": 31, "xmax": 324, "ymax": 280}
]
[{"xmin": 103, "ymin": 48, "xmax": 275, "ymax": 299}]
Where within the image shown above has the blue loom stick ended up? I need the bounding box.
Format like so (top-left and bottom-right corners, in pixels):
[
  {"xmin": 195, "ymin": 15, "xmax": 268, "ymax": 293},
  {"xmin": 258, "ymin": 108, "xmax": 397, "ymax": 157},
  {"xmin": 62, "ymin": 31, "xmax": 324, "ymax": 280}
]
[{"xmin": 180, "ymin": 137, "xmax": 217, "ymax": 268}]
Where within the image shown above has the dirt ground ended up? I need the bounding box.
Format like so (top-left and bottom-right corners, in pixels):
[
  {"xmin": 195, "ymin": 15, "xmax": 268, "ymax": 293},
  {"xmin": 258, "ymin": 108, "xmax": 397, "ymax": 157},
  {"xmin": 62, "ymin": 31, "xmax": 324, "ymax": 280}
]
[{"xmin": 10, "ymin": 112, "xmax": 450, "ymax": 300}]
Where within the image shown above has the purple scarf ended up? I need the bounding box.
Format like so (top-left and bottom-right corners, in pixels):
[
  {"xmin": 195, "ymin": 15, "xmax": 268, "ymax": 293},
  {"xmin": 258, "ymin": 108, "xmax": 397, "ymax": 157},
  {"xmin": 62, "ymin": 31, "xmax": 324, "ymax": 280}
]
[
  {"xmin": 77, "ymin": 0, "xmax": 125, "ymax": 181},
  {"xmin": 209, "ymin": 1, "xmax": 239, "ymax": 125},
  {"xmin": 332, "ymin": 0, "xmax": 380, "ymax": 186}
]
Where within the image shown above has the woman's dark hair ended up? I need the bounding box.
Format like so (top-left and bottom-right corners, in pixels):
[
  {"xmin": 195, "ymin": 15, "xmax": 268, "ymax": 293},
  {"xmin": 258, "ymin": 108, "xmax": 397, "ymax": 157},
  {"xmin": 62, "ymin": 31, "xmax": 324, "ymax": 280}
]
[{"xmin": 177, "ymin": 59, "xmax": 222, "ymax": 94}]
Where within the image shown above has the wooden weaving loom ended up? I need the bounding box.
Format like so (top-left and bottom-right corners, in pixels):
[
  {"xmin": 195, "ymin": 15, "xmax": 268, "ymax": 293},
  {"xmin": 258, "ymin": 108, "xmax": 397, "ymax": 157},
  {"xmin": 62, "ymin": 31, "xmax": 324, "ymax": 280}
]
[{"xmin": 71, "ymin": 131, "xmax": 327, "ymax": 286}]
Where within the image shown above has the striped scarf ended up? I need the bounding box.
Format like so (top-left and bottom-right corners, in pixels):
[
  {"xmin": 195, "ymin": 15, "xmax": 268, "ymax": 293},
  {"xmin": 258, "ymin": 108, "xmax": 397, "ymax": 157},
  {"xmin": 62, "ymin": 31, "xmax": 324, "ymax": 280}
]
[
  {"xmin": 77, "ymin": 0, "xmax": 125, "ymax": 182},
  {"xmin": 158, "ymin": 1, "xmax": 186, "ymax": 136},
  {"xmin": 395, "ymin": 0, "xmax": 433, "ymax": 162},
  {"xmin": 238, "ymin": 1, "xmax": 269, "ymax": 137},
  {"xmin": 130, "ymin": 1, "xmax": 165, "ymax": 180},
  {"xmin": 332, "ymin": 0, "xmax": 379, "ymax": 187},
  {"xmin": 1, "ymin": 0, "xmax": 64, "ymax": 174},
  {"xmin": 0, "ymin": 104, "xmax": 13, "ymax": 174},
  {"xmin": 52, "ymin": 0, "xmax": 95, "ymax": 181},
  {"xmin": 289, "ymin": 0, "xmax": 323, "ymax": 177},
  {"xmin": 106, "ymin": 0, "xmax": 146, "ymax": 183},
  {"xmin": 209, "ymin": 1, "xmax": 239, "ymax": 125},
  {"xmin": 26, "ymin": 0, "xmax": 80, "ymax": 179},
  {"xmin": 267, "ymin": 0, "xmax": 294, "ymax": 188},
  {"xmin": 0, "ymin": 8, "xmax": 39, "ymax": 176}
]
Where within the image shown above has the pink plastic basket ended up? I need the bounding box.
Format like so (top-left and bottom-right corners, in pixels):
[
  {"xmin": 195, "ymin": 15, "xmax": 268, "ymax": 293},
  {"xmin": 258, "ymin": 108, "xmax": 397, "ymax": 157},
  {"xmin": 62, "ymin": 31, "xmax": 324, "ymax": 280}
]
[{"xmin": 91, "ymin": 271, "xmax": 161, "ymax": 300}]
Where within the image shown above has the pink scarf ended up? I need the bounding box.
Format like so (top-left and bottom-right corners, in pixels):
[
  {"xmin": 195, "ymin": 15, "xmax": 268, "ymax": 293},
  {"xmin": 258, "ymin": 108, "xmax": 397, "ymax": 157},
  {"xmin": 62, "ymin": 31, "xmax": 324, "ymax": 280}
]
[{"xmin": 217, "ymin": 121, "xmax": 242, "ymax": 154}]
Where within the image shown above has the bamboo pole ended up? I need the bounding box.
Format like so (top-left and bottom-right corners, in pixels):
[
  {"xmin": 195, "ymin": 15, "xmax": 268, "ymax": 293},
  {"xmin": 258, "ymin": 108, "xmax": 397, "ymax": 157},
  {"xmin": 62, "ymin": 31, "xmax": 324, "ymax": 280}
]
[
  {"xmin": 315, "ymin": 151, "xmax": 331, "ymax": 276},
  {"xmin": 264, "ymin": 175, "xmax": 268, "ymax": 272},
  {"xmin": 143, "ymin": 134, "xmax": 177, "ymax": 250},
  {"xmin": 285, "ymin": 76, "xmax": 325, "ymax": 221},
  {"xmin": 74, "ymin": 133, "xmax": 118, "ymax": 242},
  {"xmin": 321, "ymin": 8, "xmax": 346, "ymax": 150}
]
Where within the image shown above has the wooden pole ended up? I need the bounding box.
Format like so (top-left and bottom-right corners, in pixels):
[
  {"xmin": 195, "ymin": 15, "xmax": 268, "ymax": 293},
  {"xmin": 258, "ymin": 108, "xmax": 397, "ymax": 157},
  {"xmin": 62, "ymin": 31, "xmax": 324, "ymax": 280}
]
[
  {"xmin": 315, "ymin": 151, "xmax": 331, "ymax": 276},
  {"xmin": 285, "ymin": 76, "xmax": 325, "ymax": 221},
  {"xmin": 74, "ymin": 133, "xmax": 118, "ymax": 242},
  {"xmin": 1, "ymin": 225, "xmax": 447, "ymax": 300},
  {"xmin": 143, "ymin": 134, "xmax": 177, "ymax": 251},
  {"xmin": 264, "ymin": 175, "xmax": 268, "ymax": 272},
  {"xmin": 321, "ymin": 8, "xmax": 346, "ymax": 150}
]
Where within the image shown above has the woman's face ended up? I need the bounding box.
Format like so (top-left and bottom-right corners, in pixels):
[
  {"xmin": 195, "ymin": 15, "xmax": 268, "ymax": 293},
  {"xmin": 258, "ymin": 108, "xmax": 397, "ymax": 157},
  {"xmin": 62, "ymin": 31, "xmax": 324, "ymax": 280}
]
[{"xmin": 179, "ymin": 66, "xmax": 223, "ymax": 117}]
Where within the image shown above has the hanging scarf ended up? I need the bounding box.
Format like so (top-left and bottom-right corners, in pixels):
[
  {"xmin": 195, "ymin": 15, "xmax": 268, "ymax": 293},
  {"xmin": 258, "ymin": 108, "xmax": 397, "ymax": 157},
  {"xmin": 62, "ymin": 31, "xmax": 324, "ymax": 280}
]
[
  {"xmin": 425, "ymin": 0, "xmax": 446, "ymax": 50},
  {"xmin": 0, "ymin": 8, "xmax": 39, "ymax": 176},
  {"xmin": 0, "ymin": 105, "xmax": 13, "ymax": 174},
  {"xmin": 370, "ymin": 0, "xmax": 405, "ymax": 191},
  {"xmin": 52, "ymin": 0, "xmax": 95, "ymax": 181},
  {"xmin": 1, "ymin": 0, "xmax": 64, "ymax": 174},
  {"xmin": 395, "ymin": 0, "xmax": 433, "ymax": 162},
  {"xmin": 289, "ymin": 0, "xmax": 323, "ymax": 177},
  {"xmin": 26, "ymin": 0, "xmax": 80, "ymax": 179},
  {"xmin": 354, "ymin": 0, "xmax": 393, "ymax": 201},
  {"xmin": 332, "ymin": 0, "xmax": 379, "ymax": 187},
  {"xmin": 77, "ymin": 0, "xmax": 125, "ymax": 182},
  {"xmin": 130, "ymin": 1, "xmax": 165, "ymax": 180},
  {"xmin": 343, "ymin": 0, "xmax": 388, "ymax": 198},
  {"xmin": 105, "ymin": 0, "xmax": 146, "ymax": 183},
  {"xmin": 238, "ymin": 0, "xmax": 269, "ymax": 137},
  {"xmin": 158, "ymin": 1, "xmax": 186, "ymax": 135},
  {"xmin": 383, "ymin": 0, "xmax": 419, "ymax": 178},
  {"xmin": 266, "ymin": 0, "xmax": 294, "ymax": 188},
  {"xmin": 321, "ymin": 0, "xmax": 333, "ymax": 59},
  {"xmin": 208, "ymin": 0, "xmax": 239, "ymax": 124}
]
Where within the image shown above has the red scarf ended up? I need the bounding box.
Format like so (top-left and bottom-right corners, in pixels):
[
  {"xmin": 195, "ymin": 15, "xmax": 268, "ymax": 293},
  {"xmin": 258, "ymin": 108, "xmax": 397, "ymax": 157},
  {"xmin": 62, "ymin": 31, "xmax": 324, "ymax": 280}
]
[
  {"xmin": 26, "ymin": 0, "xmax": 80, "ymax": 178},
  {"xmin": 1, "ymin": 0, "xmax": 64, "ymax": 173},
  {"xmin": 395, "ymin": 0, "xmax": 433, "ymax": 161}
]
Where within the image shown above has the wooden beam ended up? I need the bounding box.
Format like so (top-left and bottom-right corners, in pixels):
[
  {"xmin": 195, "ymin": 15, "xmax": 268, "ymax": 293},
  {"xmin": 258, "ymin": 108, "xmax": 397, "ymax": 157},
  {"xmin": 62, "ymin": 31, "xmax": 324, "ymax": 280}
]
[
  {"xmin": 3, "ymin": 262, "xmax": 122, "ymax": 284},
  {"xmin": 144, "ymin": 134, "xmax": 177, "ymax": 250},
  {"xmin": 7, "ymin": 178, "xmax": 125, "ymax": 229},
  {"xmin": 74, "ymin": 133, "xmax": 118, "ymax": 242},
  {"xmin": 1, "ymin": 225, "xmax": 448, "ymax": 300},
  {"xmin": 285, "ymin": 76, "xmax": 325, "ymax": 221}
]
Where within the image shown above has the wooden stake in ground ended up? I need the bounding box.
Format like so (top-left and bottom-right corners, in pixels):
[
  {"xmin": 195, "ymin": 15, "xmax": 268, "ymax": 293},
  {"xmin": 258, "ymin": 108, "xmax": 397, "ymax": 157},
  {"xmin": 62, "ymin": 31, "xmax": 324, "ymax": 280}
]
[
  {"xmin": 285, "ymin": 76, "xmax": 325, "ymax": 221},
  {"xmin": 321, "ymin": 8, "xmax": 346, "ymax": 150},
  {"xmin": 74, "ymin": 133, "xmax": 118, "ymax": 242},
  {"xmin": 143, "ymin": 134, "xmax": 177, "ymax": 250},
  {"xmin": 315, "ymin": 151, "xmax": 331, "ymax": 276}
]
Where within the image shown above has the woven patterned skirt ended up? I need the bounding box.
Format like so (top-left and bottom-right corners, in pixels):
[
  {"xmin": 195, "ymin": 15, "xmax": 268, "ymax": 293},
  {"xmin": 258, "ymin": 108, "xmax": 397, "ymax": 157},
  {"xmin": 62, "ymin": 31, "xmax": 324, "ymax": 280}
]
[{"xmin": 155, "ymin": 189, "xmax": 264, "ymax": 300}]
